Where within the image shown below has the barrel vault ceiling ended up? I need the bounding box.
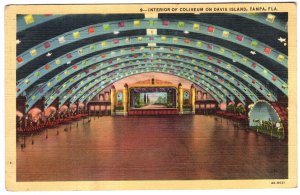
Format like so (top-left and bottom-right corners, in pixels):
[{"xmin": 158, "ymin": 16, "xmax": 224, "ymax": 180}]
[{"xmin": 16, "ymin": 13, "xmax": 288, "ymax": 112}]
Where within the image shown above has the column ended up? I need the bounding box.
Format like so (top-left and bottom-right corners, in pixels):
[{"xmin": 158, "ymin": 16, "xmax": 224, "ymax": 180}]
[
  {"xmin": 178, "ymin": 83, "xmax": 183, "ymax": 114},
  {"xmin": 190, "ymin": 84, "xmax": 196, "ymax": 114},
  {"xmin": 110, "ymin": 85, "xmax": 116, "ymax": 115},
  {"xmin": 123, "ymin": 83, "xmax": 128, "ymax": 115}
]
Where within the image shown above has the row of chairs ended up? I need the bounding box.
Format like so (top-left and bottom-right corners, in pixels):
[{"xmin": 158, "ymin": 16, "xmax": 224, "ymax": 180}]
[
  {"xmin": 270, "ymin": 102, "xmax": 288, "ymax": 122},
  {"xmin": 128, "ymin": 109, "xmax": 179, "ymax": 115},
  {"xmin": 215, "ymin": 111, "xmax": 248, "ymax": 122},
  {"xmin": 17, "ymin": 114, "xmax": 88, "ymax": 135}
]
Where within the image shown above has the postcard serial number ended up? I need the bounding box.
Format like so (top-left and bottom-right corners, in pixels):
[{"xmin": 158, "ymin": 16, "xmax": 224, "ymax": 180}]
[{"xmin": 271, "ymin": 181, "xmax": 285, "ymax": 185}]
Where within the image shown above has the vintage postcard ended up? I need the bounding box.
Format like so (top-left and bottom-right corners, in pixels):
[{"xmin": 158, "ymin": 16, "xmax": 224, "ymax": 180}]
[{"xmin": 5, "ymin": 3, "xmax": 297, "ymax": 190}]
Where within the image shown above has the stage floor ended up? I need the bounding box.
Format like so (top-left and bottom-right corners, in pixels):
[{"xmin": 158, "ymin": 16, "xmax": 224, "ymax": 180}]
[{"xmin": 16, "ymin": 115, "xmax": 288, "ymax": 181}]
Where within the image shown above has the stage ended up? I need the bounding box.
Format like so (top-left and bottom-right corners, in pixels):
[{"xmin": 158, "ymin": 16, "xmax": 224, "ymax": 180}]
[{"xmin": 128, "ymin": 108, "xmax": 179, "ymax": 115}]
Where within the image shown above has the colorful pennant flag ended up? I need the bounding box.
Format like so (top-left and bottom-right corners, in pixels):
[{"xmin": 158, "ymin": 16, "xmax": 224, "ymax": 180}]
[
  {"xmin": 222, "ymin": 31, "xmax": 229, "ymax": 38},
  {"xmin": 44, "ymin": 41, "xmax": 51, "ymax": 48},
  {"xmin": 162, "ymin": 20, "xmax": 170, "ymax": 26},
  {"xmin": 24, "ymin": 15, "xmax": 34, "ymax": 24},
  {"xmin": 103, "ymin": 24, "xmax": 110, "ymax": 30},
  {"xmin": 58, "ymin": 36, "xmax": 65, "ymax": 44},
  {"xmin": 207, "ymin": 26, "xmax": 215, "ymax": 33},
  {"xmin": 251, "ymin": 41, "xmax": 258, "ymax": 47},
  {"xmin": 133, "ymin": 20, "xmax": 140, "ymax": 27},
  {"xmin": 277, "ymin": 54, "xmax": 285, "ymax": 62},
  {"xmin": 101, "ymin": 41, "xmax": 107, "ymax": 47},
  {"xmin": 178, "ymin": 21, "xmax": 185, "ymax": 28},
  {"xmin": 35, "ymin": 71, "xmax": 40, "ymax": 77},
  {"xmin": 118, "ymin": 21, "xmax": 125, "ymax": 28},
  {"xmin": 55, "ymin": 59, "xmax": 61, "ymax": 65},
  {"xmin": 73, "ymin": 31, "xmax": 80, "ymax": 39},
  {"xmin": 88, "ymin": 26, "xmax": 95, "ymax": 34},
  {"xmin": 266, "ymin": 14, "xmax": 276, "ymax": 23},
  {"xmin": 30, "ymin": 49, "xmax": 37, "ymax": 56},
  {"xmin": 44, "ymin": 64, "xmax": 50, "ymax": 70},
  {"xmin": 193, "ymin": 23, "xmax": 200, "ymax": 30},
  {"xmin": 236, "ymin": 35, "xmax": 244, "ymax": 42},
  {"xmin": 16, "ymin": 56, "xmax": 23, "ymax": 64},
  {"xmin": 264, "ymin": 47, "xmax": 271, "ymax": 54},
  {"xmin": 149, "ymin": 20, "xmax": 154, "ymax": 26}
]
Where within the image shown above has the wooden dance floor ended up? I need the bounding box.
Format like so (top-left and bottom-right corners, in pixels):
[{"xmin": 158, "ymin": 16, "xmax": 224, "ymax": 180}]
[{"xmin": 17, "ymin": 115, "xmax": 288, "ymax": 181}]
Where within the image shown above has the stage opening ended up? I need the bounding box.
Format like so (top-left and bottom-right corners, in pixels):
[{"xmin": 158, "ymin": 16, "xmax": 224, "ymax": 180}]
[{"xmin": 130, "ymin": 87, "xmax": 177, "ymax": 109}]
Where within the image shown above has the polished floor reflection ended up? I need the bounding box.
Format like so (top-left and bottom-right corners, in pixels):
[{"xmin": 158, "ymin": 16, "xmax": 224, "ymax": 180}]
[{"xmin": 17, "ymin": 115, "xmax": 288, "ymax": 181}]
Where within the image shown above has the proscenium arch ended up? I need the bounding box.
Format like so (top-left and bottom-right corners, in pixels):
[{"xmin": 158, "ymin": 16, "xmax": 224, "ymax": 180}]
[
  {"xmin": 17, "ymin": 34, "xmax": 286, "ymax": 97},
  {"xmin": 23, "ymin": 42, "xmax": 277, "ymax": 107},
  {"xmin": 17, "ymin": 18, "xmax": 287, "ymax": 69}
]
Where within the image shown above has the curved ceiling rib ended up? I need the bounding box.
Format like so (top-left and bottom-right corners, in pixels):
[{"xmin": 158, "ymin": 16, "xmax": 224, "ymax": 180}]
[
  {"xmin": 17, "ymin": 34, "xmax": 284, "ymax": 99},
  {"xmin": 18, "ymin": 13, "xmax": 287, "ymax": 33}
]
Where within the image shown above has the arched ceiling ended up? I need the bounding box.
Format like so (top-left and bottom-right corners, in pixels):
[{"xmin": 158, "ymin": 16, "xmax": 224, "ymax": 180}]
[{"xmin": 16, "ymin": 13, "xmax": 288, "ymax": 112}]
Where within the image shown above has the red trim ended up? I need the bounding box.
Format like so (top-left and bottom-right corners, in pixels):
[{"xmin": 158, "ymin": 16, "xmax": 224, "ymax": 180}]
[{"xmin": 128, "ymin": 109, "xmax": 179, "ymax": 115}]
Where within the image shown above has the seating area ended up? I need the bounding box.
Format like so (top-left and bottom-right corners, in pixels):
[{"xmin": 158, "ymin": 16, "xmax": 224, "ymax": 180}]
[
  {"xmin": 270, "ymin": 102, "xmax": 288, "ymax": 131},
  {"xmin": 215, "ymin": 110, "xmax": 248, "ymax": 124},
  {"xmin": 17, "ymin": 114, "xmax": 88, "ymax": 136}
]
